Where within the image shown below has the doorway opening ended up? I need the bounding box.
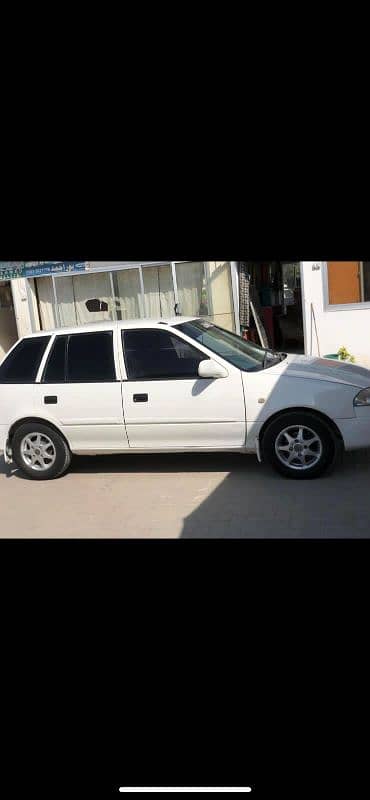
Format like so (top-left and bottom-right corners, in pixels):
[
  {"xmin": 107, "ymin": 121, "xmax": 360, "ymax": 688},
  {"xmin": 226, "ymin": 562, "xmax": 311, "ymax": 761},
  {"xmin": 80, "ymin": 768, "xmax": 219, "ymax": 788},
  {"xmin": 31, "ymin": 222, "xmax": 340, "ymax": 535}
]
[{"xmin": 239, "ymin": 262, "xmax": 304, "ymax": 354}]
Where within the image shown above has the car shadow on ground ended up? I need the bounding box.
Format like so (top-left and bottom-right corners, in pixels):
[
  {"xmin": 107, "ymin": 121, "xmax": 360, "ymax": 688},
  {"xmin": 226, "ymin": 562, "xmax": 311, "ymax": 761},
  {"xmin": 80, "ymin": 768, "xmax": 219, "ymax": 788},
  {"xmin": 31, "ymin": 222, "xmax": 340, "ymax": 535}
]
[
  {"xmin": 2, "ymin": 450, "xmax": 370, "ymax": 538},
  {"xmin": 1, "ymin": 451, "xmax": 262, "ymax": 478},
  {"xmin": 2, "ymin": 448, "xmax": 370, "ymax": 478},
  {"xmin": 180, "ymin": 450, "xmax": 370, "ymax": 538}
]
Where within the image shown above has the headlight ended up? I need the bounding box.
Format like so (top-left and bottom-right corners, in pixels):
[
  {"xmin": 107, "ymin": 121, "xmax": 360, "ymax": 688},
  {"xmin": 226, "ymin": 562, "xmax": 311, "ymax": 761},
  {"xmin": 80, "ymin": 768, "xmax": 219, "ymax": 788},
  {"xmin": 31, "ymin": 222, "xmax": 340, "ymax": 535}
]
[{"xmin": 354, "ymin": 388, "xmax": 370, "ymax": 406}]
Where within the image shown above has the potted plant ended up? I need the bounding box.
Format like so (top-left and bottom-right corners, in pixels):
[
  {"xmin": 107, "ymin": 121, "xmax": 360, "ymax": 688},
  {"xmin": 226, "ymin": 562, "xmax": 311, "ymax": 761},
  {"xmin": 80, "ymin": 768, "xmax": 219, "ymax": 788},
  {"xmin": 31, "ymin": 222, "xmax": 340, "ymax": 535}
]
[
  {"xmin": 324, "ymin": 347, "xmax": 355, "ymax": 363},
  {"xmin": 338, "ymin": 346, "xmax": 356, "ymax": 363}
]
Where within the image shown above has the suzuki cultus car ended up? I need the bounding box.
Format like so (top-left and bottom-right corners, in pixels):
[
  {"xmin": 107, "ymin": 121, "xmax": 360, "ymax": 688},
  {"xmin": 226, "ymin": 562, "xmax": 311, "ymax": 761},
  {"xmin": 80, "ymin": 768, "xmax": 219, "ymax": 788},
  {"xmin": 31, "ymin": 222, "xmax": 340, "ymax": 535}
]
[{"xmin": 1, "ymin": 317, "xmax": 370, "ymax": 480}]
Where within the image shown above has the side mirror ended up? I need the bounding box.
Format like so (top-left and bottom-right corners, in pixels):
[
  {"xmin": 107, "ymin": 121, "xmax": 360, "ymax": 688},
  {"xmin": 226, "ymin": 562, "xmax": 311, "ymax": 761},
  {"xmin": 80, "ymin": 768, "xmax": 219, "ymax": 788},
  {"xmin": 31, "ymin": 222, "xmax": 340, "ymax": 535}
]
[{"xmin": 198, "ymin": 359, "xmax": 228, "ymax": 379}]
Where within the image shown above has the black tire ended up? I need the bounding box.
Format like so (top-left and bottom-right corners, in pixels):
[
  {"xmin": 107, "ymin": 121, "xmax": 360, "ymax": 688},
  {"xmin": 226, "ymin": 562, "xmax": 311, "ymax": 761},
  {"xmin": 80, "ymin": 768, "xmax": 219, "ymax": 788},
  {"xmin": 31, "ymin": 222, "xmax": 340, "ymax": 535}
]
[
  {"xmin": 261, "ymin": 412, "xmax": 337, "ymax": 480},
  {"xmin": 12, "ymin": 422, "xmax": 72, "ymax": 481}
]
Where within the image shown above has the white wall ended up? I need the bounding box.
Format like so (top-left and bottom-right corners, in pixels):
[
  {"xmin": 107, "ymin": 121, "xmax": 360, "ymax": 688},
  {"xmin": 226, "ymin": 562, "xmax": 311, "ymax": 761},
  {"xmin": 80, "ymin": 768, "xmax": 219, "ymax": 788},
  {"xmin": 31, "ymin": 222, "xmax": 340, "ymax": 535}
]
[{"xmin": 301, "ymin": 262, "xmax": 370, "ymax": 368}]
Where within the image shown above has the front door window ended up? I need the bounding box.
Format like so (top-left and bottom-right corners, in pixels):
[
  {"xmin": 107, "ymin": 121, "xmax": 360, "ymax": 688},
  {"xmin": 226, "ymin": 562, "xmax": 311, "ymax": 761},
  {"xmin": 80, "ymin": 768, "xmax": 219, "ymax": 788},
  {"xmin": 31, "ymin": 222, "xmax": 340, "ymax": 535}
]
[{"xmin": 123, "ymin": 329, "xmax": 206, "ymax": 380}]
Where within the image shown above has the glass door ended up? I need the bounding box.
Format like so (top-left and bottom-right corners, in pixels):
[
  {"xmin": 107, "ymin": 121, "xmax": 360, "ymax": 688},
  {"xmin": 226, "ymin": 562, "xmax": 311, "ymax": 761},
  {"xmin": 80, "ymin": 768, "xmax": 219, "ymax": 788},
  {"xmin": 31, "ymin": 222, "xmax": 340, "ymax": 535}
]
[
  {"xmin": 204, "ymin": 262, "xmax": 235, "ymax": 331},
  {"xmin": 142, "ymin": 264, "xmax": 175, "ymax": 318},
  {"xmin": 72, "ymin": 273, "xmax": 113, "ymax": 324},
  {"xmin": 175, "ymin": 262, "xmax": 205, "ymax": 317},
  {"xmin": 115, "ymin": 268, "xmax": 143, "ymax": 319}
]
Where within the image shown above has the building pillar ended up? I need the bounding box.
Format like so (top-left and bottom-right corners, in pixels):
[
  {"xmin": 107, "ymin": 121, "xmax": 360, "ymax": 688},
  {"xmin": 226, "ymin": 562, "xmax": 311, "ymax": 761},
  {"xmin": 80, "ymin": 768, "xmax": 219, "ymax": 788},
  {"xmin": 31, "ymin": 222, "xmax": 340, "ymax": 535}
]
[{"xmin": 11, "ymin": 279, "xmax": 33, "ymax": 338}]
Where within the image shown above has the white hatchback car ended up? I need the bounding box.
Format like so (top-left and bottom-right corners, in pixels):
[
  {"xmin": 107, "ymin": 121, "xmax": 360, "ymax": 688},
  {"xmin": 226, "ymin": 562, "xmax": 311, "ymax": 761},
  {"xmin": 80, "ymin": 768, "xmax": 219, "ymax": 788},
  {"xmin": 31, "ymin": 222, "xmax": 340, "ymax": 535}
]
[{"xmin": 1, "ymin": 317, "xmax": 370, "ymax": 480}]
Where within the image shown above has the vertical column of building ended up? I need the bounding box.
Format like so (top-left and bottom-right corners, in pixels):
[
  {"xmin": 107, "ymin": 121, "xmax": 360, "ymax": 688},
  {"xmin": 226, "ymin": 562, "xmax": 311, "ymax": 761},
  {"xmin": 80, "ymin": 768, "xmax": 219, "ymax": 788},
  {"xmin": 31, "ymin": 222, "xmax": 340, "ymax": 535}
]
[
  {"xmin": 0, "ymin": 281, "xmax": 18, "ymax": 358},
  {"xmin": 300, "ymin": 262, "xmax": 326, "ymax": 357},
  {"xmin": 11, "ymin": 279, "xmax": 34, "ymax": 339}
]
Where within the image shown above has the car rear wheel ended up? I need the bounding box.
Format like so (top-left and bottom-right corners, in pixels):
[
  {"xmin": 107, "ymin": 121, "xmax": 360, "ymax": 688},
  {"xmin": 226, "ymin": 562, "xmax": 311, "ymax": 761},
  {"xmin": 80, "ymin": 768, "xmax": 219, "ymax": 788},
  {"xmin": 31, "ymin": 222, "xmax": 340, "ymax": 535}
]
[
  {"xmin": 12, "ymin": 423, "xmax": 72, "ymax": 480},
  {"xmin": 262, "ymin": 412, "xmax": 337, "ymax": 479}
]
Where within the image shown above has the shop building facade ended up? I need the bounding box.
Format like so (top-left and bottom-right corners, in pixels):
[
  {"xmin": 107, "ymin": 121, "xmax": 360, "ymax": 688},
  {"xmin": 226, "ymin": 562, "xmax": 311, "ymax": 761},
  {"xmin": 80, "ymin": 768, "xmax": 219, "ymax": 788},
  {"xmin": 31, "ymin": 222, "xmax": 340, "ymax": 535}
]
[
  {"xmin": 2, "ymin": 261, "xmax": 370, "ymax": 368},
  {"xmin": 5, "ymin": 261, "xmax": 239, "ymax": 343}
]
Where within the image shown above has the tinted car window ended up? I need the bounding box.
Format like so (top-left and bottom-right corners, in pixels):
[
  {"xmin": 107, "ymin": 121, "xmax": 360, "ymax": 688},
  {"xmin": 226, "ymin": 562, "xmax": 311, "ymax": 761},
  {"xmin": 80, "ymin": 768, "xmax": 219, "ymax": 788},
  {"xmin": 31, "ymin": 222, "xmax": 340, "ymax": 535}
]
[
  {"xmin": 0, "ymin": 336, "xmax": 51, "ymax": 384},
  {"xmin": 67, "ymin": 332, "xmax": 116, "ymax": 382},
  {"xmin": 42, "ymin": 336, "xmax": 67, "ymax": 383},
  {"xmin": 176, "ymin": 320, "xmax": 269, "ymax": 372},
  {"xmin": 123, "ymin": 329, "xmax": 206, "ymax": 380}
]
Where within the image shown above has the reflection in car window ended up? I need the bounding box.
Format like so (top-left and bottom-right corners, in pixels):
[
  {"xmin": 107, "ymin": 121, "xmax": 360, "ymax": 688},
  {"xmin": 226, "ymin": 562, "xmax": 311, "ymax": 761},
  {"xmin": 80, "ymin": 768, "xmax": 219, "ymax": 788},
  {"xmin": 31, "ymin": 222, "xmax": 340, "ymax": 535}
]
[
  {"xmin": 175, "ymin": 319, "xmax": 286, "ymax": 372},
  {"xmin": 175, "ymin": 320, "xmax": 268, "ymax": 372}
]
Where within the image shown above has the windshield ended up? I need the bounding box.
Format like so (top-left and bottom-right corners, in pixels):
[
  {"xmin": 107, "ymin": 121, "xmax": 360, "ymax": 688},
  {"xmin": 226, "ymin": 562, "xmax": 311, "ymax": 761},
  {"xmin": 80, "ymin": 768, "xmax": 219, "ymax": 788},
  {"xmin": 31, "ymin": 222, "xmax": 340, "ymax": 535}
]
[{"xmin": 175, "ymin": 319, "xmax": 283, "ymax": 372}]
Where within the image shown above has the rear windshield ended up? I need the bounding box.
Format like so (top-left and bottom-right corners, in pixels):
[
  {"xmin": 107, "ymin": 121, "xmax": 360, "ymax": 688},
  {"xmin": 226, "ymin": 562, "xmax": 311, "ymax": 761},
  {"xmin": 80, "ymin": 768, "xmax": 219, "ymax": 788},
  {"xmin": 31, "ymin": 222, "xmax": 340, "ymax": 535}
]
[{"xmin": 0, "ymin": 337, "xmax": 51, "ymax": 383}]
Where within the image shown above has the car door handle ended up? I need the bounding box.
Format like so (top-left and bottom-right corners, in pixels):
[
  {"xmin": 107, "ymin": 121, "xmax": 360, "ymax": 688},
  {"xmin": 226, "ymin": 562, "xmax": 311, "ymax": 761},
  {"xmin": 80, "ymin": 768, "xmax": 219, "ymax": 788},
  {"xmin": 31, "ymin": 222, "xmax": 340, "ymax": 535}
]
[
  {"xmin": 133, "ymin": 394, "xmax": 148, "ymax": 403},
  {"xmin": 44, "ymin": 396, "xmax": 58, "ymax": 405}
]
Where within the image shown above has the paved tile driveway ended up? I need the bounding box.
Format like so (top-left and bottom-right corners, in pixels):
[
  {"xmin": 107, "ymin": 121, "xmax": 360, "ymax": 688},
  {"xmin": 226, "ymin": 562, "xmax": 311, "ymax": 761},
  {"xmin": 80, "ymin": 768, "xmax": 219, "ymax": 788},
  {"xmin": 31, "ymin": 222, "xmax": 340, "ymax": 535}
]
[{"xmin": 1, "ymin": 449, "xmax": 370, "ymax": 538}]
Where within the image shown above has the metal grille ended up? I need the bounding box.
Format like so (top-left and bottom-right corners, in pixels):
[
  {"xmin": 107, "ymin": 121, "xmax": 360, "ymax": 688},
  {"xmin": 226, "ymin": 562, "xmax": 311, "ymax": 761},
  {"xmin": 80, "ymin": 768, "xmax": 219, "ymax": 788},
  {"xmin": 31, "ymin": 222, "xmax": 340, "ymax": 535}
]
[{"xmin": 239, "ymin": 262, "xmax": 250, "ymax": 327}]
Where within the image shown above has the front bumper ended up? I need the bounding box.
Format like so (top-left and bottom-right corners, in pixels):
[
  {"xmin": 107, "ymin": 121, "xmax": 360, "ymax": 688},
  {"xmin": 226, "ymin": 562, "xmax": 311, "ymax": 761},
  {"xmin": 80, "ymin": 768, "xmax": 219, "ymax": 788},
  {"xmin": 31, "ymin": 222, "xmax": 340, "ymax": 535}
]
[{"xmin": 336, "ymin": 416, "xmax": 370, "ymax": 451}]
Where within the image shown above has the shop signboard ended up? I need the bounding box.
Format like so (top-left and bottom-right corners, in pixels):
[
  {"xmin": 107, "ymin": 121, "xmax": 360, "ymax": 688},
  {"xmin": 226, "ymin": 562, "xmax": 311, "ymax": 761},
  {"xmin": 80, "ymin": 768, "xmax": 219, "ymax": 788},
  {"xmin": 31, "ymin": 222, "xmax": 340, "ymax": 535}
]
[{"xmin": 0, "ymin": 261, "xmax": 89, "ymax": 280}]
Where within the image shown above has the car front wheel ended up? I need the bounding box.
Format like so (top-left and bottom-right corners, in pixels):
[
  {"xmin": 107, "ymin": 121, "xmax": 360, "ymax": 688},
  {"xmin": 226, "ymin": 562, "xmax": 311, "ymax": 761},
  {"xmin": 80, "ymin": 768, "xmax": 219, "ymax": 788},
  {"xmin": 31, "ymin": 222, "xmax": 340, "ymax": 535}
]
[{"xmin": 262, "ymin": 412, "xmax": 337, "ymax": 479}]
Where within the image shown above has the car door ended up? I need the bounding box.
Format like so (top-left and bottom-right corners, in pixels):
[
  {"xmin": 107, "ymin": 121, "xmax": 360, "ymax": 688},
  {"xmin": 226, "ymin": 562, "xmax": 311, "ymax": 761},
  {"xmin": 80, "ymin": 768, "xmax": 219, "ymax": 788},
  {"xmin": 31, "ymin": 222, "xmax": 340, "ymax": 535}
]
[
  {"xmin": 33, "ymin": 329, "xmax": 129, "ymax": 453},
  {"xmin": 120, "ymin": 327, "xmax": 246, "ymax": 449}
]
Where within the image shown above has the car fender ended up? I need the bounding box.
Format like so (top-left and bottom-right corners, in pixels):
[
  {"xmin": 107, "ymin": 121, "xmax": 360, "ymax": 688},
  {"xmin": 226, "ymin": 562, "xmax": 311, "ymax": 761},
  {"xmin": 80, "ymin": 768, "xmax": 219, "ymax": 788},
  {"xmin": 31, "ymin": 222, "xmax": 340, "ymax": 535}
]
[{"xmin": 243, "ymin": 373, "xmax": 357, "ymax": 450}]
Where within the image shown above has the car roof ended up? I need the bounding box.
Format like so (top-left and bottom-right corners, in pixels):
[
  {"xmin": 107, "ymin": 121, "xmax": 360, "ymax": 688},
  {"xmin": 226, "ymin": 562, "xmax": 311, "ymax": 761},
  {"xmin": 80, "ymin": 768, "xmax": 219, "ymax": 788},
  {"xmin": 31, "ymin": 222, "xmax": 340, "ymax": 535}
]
[{"xmin": 22, "ymin": 317, "xmax": 200, "ymax": 338}]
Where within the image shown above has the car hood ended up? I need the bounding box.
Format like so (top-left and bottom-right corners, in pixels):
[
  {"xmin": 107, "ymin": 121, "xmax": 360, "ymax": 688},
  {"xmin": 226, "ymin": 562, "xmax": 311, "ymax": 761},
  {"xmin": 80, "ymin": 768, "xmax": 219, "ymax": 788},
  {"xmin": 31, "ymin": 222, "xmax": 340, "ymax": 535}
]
[{"xmin": 269, "ymin": 354, "xmax": 370, "ymax": 389}]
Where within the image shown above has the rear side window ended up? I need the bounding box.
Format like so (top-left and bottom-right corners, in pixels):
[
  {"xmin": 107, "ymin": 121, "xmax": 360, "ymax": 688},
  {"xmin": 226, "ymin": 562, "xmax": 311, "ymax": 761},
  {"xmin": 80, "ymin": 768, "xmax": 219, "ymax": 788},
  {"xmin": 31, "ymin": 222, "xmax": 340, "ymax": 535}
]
[
  {"xmin": 67, "ymin": 332, "xmax": 116, "ymax": 382},
  {"xmin": 42, "ymin": 336, "xmax": 68, "ymax": 383},
  {"xmin": 0, "ymin": 336, "xmax": 51, "ymax": 384},
  {"xmin": 42, "ymin": 331, "xmax": 116, "ymax": 383}
]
